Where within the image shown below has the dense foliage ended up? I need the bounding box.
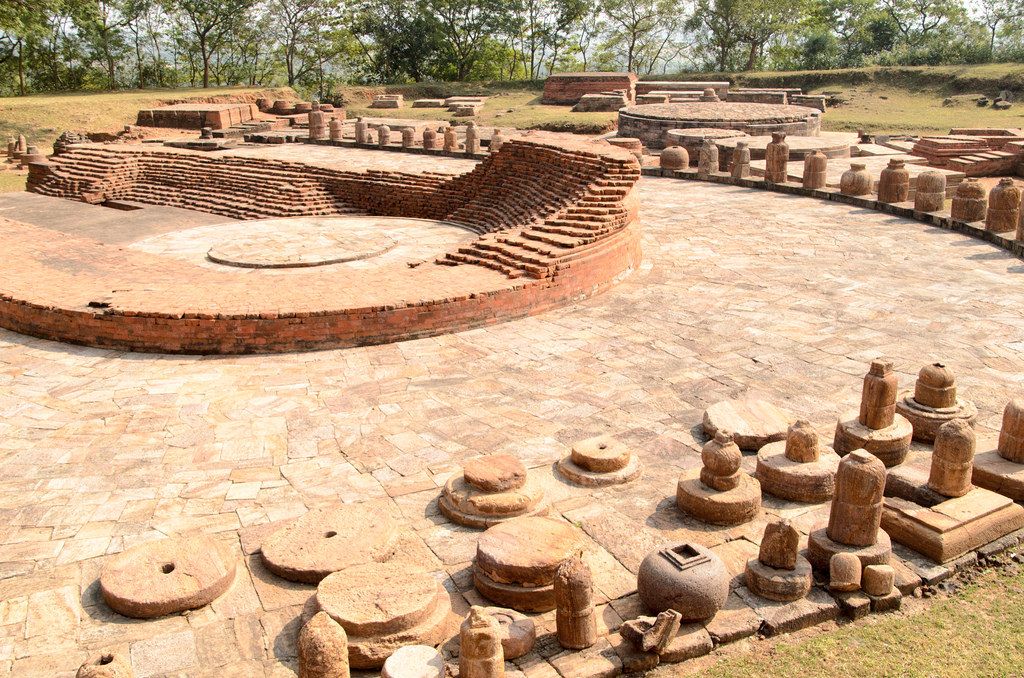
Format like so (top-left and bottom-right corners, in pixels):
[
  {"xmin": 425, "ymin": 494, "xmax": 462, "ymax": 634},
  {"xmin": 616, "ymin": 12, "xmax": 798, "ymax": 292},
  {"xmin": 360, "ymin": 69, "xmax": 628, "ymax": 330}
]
[{"xmin": 1, "ymin": 0, "xmax": 1022, "ymax": 96}]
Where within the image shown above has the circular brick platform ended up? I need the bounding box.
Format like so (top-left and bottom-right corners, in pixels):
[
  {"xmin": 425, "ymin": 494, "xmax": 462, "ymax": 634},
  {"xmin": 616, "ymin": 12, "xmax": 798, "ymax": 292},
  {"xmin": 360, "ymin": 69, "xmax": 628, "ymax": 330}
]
[
  {"xmin": 619, "ymin": 102, "xmax": 821, "ymax": 148},
  {"xmin": 206, "ymin": 217, "xmax": 398, "ymax": 268}
]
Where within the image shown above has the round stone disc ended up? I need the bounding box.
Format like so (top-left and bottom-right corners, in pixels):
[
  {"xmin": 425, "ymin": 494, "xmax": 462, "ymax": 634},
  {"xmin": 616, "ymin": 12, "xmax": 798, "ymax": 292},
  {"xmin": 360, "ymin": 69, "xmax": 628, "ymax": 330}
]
[
  {"xmin": 703, "ymin": 399, "xmax": 794, "ymax": 450},
  {"xmin": 755, "ymin": 441, "xmax": 841, "ymax": 503},
  {"xmin": 833, "ymin": 410, "xmax": 913, "ymax": 467},
  {"xmin": 463, "ymin": 454, "xmax": 527, "ymax": 492},
  {"xmin": 895, "ymin": 392, "xmax": 978, "ymax": 443},
  {"xmin": 675, "ymin": 470, "xmax": 761, "ymax": 526},
  {"xmin": 570, "ymin": 435, "xmax": 631, "ymax": 472},
  {"xmin": 100, "ymin": 535, "xmax": 236, "ymax": 619},
  {"xmin": 316, "ymin": 562, "xmax": 442, "ymax": 637},
  {"xmin": 475, "ymin": 516, "xmax": 583, "ymax": 587},
  {"xmin": 744, "ymin": 556, "xmax": 813, "ymax": 602},
  {"xmin": 557, "ymin": 454, "xmax": 642, "ymax": 487},
  {"xmin": 261, "ymin": 502, "xmax": 400, "ymax": 583},
  {"xmin": 473, "ymin": 567, "xmax": 556, "ymax": 612},
  {"xmin": 382, "ymin": 645, "xmax": 445, "ymax": 678}
]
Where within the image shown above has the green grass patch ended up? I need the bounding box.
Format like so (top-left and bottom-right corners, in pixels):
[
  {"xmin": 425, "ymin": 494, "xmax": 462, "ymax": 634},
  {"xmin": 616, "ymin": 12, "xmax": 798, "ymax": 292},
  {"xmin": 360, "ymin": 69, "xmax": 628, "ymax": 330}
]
[
  {"xmin": 652, "ymin": 566, "xmax": 1024, "ymax": 677},
  {"xmin": 0, "ymin": 86, "xmax": 295, "ymax": 150}
]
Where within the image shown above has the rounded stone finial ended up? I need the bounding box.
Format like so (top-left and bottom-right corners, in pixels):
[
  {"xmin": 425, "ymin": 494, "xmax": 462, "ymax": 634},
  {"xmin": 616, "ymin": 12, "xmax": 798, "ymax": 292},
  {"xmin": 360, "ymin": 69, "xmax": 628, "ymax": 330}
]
[
  {"xmin": 784, "ymin": 419, "xmax": 820, "ymax": 463},
  {"xmin": 829, "ymin": 552, "xmax": 861, "ymax": 591},
  {"xmin": 914, "ymin": 362, "xmax": 957, "ymax": 409},
  {"xmin": 703, "ymin": 431, "xmax": 740, "ymax": 474},
  {"xmin": 660, "ymin": 146, "xmax": 689, "ymax": 170}
]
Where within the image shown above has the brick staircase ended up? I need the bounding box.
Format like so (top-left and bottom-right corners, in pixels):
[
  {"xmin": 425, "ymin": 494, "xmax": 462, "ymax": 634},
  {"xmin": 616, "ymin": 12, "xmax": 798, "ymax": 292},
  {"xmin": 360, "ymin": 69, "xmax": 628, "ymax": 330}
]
[{"xmin": 29, "ymin": 137, "xmax": 641, "ymax": 281}]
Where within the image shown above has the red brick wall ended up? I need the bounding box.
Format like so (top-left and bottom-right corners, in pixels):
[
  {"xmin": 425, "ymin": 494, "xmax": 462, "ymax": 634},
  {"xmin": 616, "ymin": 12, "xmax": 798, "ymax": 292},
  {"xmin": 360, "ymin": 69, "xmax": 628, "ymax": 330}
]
[{"xmin": 542, "ymin": 73, "xmax": 638, "ymax": 105}]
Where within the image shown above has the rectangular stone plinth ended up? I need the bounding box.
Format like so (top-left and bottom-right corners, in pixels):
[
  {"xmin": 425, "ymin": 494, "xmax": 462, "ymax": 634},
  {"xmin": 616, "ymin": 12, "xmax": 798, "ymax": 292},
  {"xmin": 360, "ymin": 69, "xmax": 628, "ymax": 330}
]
[
  {"xmin": 636, "ymin": 81, "xmax": 730, "ymax": 97},
  {"xmin": 881, "ymin": 488, "xmax": 1024, "ymax": 563},
  {"xmin": 973, "ymin": 450, "xmax": 1024, "ymax": 501},
  {"xmin": 136, "ymin": 103, "xmax": 257, "ymax": 130}
]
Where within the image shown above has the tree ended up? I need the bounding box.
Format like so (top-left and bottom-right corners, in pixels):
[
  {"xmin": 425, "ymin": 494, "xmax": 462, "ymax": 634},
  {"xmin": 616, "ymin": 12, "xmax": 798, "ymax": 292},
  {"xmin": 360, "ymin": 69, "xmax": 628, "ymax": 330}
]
[
  {"xmin": 733, "ymin": 0, "xmax": 805, "ymax": 70},
  {"xmin": 687, "ymin": 0, "xmax": 742, "ymax": 70},
  {"xmin": 165, "ymin": 0, "xmax": 255, "ymax": 87},
  {"xmin": 975, "ymin": 0, "xmax": 1012, "ymax": 57},
  {"xmin": 421, "ymin": 0, "xmax": 517, "ymax": 81},
  {"xmin": 599, "ymin": 0, "xmax": 682, "ymax": 74},
  {"xmin": 878, "ymin": 0, "xmax": 966, "ymax": 48}
]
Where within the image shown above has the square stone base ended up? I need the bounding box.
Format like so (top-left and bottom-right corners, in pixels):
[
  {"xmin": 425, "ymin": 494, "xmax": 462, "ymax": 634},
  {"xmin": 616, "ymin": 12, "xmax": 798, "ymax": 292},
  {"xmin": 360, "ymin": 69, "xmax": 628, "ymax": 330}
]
[
  {"xmin": 972, "ymin": 449, "xmax": 1024, "ymax": 501},
  {"xmin": 881, "ymin": 487, "xmax": 1024, "ymax": 563}
]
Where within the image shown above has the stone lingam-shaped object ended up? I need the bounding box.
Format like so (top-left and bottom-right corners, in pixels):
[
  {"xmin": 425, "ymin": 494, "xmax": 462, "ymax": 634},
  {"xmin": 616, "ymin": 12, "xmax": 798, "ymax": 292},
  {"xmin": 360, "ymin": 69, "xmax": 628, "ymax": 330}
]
[
  {"xmin": 465, "ymin": 121, "xmax": 481, "ymax": 155},
  {"xmin": 744, "ymin": 519, "xmax": 812, "ymax": 602},
  {"xmin": 807, "ymin": 449, "xmax": 892, "ymax": 572},
  {"xmin": 914, "ymin": 170, "xmax": 946, "ymax": 213},
  {"xmin": 637, "ymin": 543, "xmax": 729, "ymax": 621},
  {"xmin": 473, "ymin": 516, "xmax": 584, "ymax": 612},
  {"xmin": 756, "ymin": 419, "xmax": 841, "ymax": 503},
  {"xmin": 329, "ymin": 118, "xmax": 344, "ymax": 142},
  {"xmin": 676, "ymin": 430, "xmax": 761, "ymax": 525},
  {"xmin": 877, "ymin": 158, "xmax": 910, "ymax": 203},
  {"xmin": 973, "ymin": 400, "xmax": 1024, "ymax": 502},
  {"xmin": 834, "ymin": 360, "xmax": 913, "ymax": 467},
  {"xmin": 697, "ymin": 138, "xmax": 719, "ymax": 178},
  {"xmin": 802, "ymin": 150, "xmax": 827, "ymax": 190},
  {"xmin": 951, "ymin": 178, "xmax": 987, "ymax": 223},
  {"xmin": 443, "ymin": 126, "xmax": 460, "ymax": 152},
  {"xmin": 895, "ymin": 363, "xmax": 977, "ymax": 443},
  {"xmin": 764, "ymin": 132, "xmax": 789, "ymax": 184},
  {"xmin": 440, "ymin": 454, "xmax": 547, "ymax": 528},
  {"xmin": 839, "ymin": 162, "xmax": 871, "ymax": 197},
  {"xmin": 354, "ymin": 118, "xmax": 369, "ymax": 145},
  {"xmin": 315, "ymin": 562, "xmax": 452, "ymax": 669},
  {"xmin": 986, "ymin": 178, "xmax": 1022, "ymax": 233},
  {"xmin": 556, "ymin": 434, "xmax": 641, "ymax": 487},
  {"xmin": 883, "ymin": 419, "xmax": 1024, "ymax": 563},
  {"xmin": 554, "ymin": 555, "xmax": 597, "ymax": 649},
  {"xmin": 730, "ymin": 141, "xmax": 751, "ymax": 179},
  {"xmin": 298, "ymin": 611, "xmax": 350, "ymax": 678},
  {"xmin": 460, "ymin": 607, "xmax": 505, "ymax": 678}
]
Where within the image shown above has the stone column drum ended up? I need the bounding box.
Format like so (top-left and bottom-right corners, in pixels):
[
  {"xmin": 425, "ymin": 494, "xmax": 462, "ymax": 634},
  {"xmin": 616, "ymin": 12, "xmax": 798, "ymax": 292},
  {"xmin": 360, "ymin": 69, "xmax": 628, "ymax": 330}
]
[
  {"xmin": 839, "ymin": 163, "xmax": 871, "ymax": 196},
  {"xmin": 329, "ymin": 119, "xmax": 344, "ymax": 142},
  {"xmin": 443, "ymin": 127, "xmax": 459, "ymax": 152},
  {"xmin": 354, "ymin": 118, "xmax": 369, "ymax": 145},
  {"xmin": 554, "ymin": 556, "xmax": 597, "ymax": 650},
  {"xmin": 914, "ymin": 171, "xmax": 946, "ymax": 213},
  {"xmin": 697, "ymin": 139, "xmax": 718, "ymax": 179},
  {"xmin": 423, "ymin": 128, "xmax": 439, "ymax": 150},
  {"xmin": 834, "ymin": 360, "xmax": 913, "ymax": 467},
  {"xmin": 877, "ymin": 158, "xmax": 910, "ymax": 203},
  {"xmin": 986, "ymin": 178, "xmax": 1022, "ymax": 233},
  {"xmin": 764, "ymin": 132, "xmax": 789, "ymax": 184},
  {"xmin": 802, "ymin": 150, "xmax": 827, "ymax": 190},
  {"xmin": 378, "ymin": 125, "xmax": 391, "ymax": 147},
  {"xmin": 951, "ymin": 178, "xmax": 987, "ymax": 222},
  {"xmin": 895, "ymin": 363, "xmax": 977, "ymax": 443},
  {"xmin": 807, "ymin": 449, "xmax": 892, "ymax": 571},
  {"xmin": 731, "ymin": 142, "xmax": 751, "ymax": 179},
  {"xmin": 308, "ymin": 105, "xmax": 326, "ymax": 140},
  {"xmin": 490, "ymin": 130, "xmax": 506, "ymax": 153}
]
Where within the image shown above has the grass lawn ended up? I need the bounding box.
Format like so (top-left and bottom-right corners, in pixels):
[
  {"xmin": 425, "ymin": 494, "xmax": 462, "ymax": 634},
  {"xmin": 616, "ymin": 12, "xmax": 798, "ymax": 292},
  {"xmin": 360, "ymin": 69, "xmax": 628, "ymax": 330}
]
[
  {"xmin": 812, "ymin": 84, "xmax": 1024, "ymax": 135},
  {"xmin": 0, "ymin": 173, "xmax": 26, "ymax": 193},
  {"xmin": 0, "ymin": 85, "xmax": 292, "ymax": 150},
  {"xmin": 654, "ymin": 565, "xmax": 1024, "ymax": 677}
]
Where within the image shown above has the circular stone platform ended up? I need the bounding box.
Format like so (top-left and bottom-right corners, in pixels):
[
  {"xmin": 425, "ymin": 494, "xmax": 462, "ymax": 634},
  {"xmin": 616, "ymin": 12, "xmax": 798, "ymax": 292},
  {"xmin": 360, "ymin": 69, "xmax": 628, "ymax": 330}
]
[
  {"xmin": 714, "ymin": 135, "xmax": 852, "ymax": 160},
  {"xmin": 206, "ymin": 217, "xmax": 398, "ymax": 268},
  {"xmin": 100, "ymin": 535, "xmax": 236, "ymax": 619},
  {"xmin": 261, "ymin": 503, "xmax": 400, "ymax": 583},
  {"xmin": 756, "ymin": 440, "xmax": 842, "ymax": 503},
  {"xmin": 316, "ymin": 562, "xmax": 452, "ymax": 669},
  {"xmin": 619, "ymin": 102, "xmax": 822, "ymax": 148},
  {"xmin": 703, "ymin": 399, "xmax": 795, "ymax": 450}
]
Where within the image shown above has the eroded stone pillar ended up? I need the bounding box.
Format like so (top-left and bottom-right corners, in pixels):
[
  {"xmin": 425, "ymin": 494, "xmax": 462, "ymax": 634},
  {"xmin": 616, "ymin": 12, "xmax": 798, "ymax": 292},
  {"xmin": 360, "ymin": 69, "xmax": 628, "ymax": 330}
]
[
  {"xmin": 986, "ymin": 178, "xmax": 1022, "ymax": 233},
  {"xmin": 914, "ymin": 170, "xmax": 946, "ymax": 212},
  {"xmin": 730, "ymin": 142, "xmax": 750, "ymax": 179},
  {"xmin": 460, "ymin": 606, "xmax": 505, "ymax": 678},
  {"xmin": 826, "ymin": 450, "xmax": 886, "ymax": 547},
  {"xmin": 697, "ymin": 139, "xmax": 718, "ymax": 178},
  {"xmin": 298, "ymin": 611, "xmax": 350, "ymax": 678},
  {"xmin": 951, "ymin": 178, "xmax": 987, "ymax": 222},
  {"xmin": 927, "ymin": 419, "xmax": 975, "ymax": 498},
  {"xmin": 764, "ymin": 132, "xmax": 789, "ymax": 184},
  {"xmin": 802, "ymin": 150, "xmax": 827, "ymax": 189},
  {"xmin": 554, "ymin": 556, "xmax": 597, "ymax": 650},
  {"xmin": 877, "ymin": 158, "xmax": 909, "ymax": 203}
]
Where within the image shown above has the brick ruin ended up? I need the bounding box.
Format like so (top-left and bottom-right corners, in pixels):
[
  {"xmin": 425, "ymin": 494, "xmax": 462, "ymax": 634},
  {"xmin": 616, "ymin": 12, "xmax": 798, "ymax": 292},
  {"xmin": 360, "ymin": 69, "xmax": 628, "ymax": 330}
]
[
  {"xmin": 135, "ymin": 103, "xmax": 259, "ymax": 130},
  {"xmin": 9, "ymin": 136, "xmax": 641, "ymax": 353},
  {"xmin": 543, "ymin": 72, "xmax": 639, "ymax": 105}
]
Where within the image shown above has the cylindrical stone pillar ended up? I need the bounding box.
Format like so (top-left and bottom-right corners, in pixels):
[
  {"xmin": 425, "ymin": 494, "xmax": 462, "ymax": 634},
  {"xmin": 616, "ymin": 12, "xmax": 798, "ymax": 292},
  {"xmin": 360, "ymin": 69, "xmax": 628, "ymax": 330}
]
[
  {"xmin": 554, "ymin": 556, "xmax": 597, "ymax": 650},
  {"xmin": 826, "ymin": 449, "xmax": 886, "ymax": 547}
]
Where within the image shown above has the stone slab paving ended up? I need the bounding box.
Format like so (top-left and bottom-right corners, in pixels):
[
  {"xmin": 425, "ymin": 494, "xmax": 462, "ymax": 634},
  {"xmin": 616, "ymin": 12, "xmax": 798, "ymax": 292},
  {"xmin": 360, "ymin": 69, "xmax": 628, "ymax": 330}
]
[{"xmin": 1, "ymin": 153, "xmax": 1024, "ymax": 676}]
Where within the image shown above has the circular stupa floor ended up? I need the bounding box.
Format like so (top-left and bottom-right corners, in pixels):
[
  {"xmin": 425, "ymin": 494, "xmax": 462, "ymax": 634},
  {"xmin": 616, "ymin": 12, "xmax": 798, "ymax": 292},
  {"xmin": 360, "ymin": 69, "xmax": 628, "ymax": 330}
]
[{"xmin": 1, "ymin": 148, "xmax": 1024, "ymax": 676}]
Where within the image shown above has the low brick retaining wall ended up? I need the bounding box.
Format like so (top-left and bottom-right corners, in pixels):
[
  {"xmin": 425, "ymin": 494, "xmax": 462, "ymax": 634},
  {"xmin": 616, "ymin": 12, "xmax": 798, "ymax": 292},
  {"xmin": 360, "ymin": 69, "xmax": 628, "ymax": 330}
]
[{"xmin": 543, "ymin": 72, "xmax": 638, "ymax": 105}]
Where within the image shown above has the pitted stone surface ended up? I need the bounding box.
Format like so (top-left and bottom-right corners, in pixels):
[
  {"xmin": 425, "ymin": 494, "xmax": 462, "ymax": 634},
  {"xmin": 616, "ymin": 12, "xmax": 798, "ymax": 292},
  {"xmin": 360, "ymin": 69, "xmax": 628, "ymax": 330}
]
[
  {"xmin": 316, "ymin": 562, "xmax": 451, "ymax": 669},
  {"xmin": 261, "ymin": 502, "xmax": 400, "ymax": 583},
  {"xmin": 464, "ymin": 454, "xmax": 527, "ymax": 492},
  {"xmin": 475, "ymin": 517, "xmax": 584, "ymax": 586},
  {"xmin": 703, "ymin": 399, "xmax": 795, "ymax": 450},
  {"xmin": 100, "ymin": 534, "xmax": 236, "ymax": 618}
]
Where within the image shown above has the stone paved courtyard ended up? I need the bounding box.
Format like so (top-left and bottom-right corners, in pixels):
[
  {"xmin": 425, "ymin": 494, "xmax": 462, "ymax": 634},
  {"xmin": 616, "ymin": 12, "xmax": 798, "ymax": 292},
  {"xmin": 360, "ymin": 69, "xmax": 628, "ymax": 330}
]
[{"xmin": 1, "ymin": 146, "xmax": 1023, "ymax": 676}]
